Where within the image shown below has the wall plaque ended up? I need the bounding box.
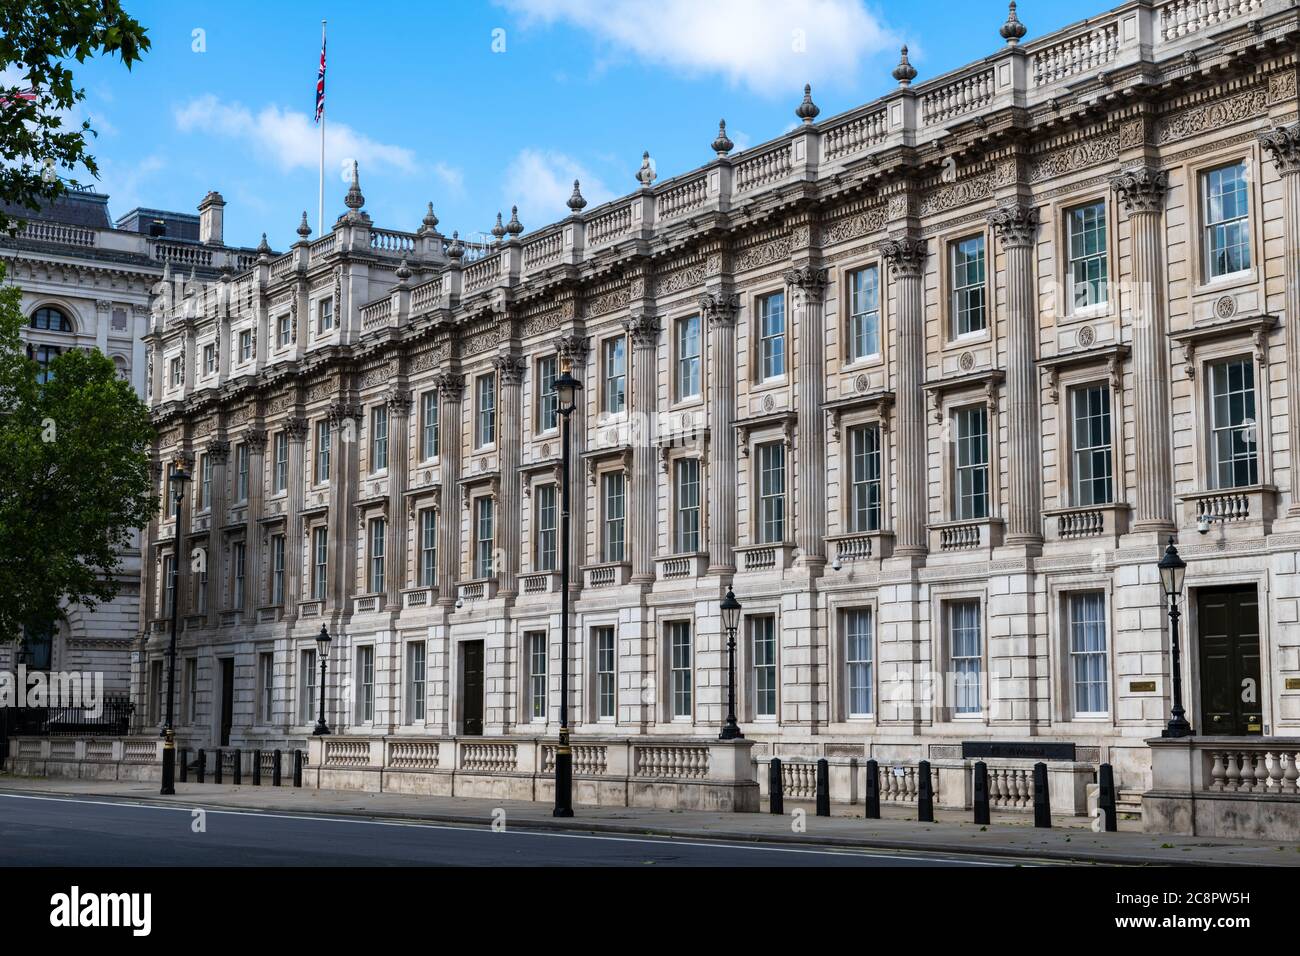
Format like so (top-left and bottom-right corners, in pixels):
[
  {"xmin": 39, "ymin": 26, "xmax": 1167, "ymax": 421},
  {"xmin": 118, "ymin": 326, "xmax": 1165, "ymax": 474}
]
[
  {"xmin": 961, "ymin": 741, "xmax": 1077, "ymax": 761},
  {"xmin": 1129, "ymin": 680, "xmax": 1157, "ymax": 693}
]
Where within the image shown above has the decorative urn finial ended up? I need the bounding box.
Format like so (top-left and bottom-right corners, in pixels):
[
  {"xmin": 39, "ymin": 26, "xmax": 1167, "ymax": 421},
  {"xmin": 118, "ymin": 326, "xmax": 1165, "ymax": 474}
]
[
  {"xmin": 395, "ymin": 258, "xmax": 412, "ymax": 282},
  {"xmin": 1000, "ymin": 1, "xmax": 1027, "ymax": 45},
  {"xmin": 297, "ymin": 211, "xmax": 311, "ymax": 239},
  {"xmin": 893, "ymin": 46, "xmax": 918, "ymax": 87},
  {"xmin": 795, "ymin": 84, "xmax": 820, "ymax": 124},
  {"xmin": 256, "ymin": 232, "xmax": 271, "ymax": 255},
  {"xmin": 447, "ymin": 230, "xmax": 464, "ymax": 261},
  {"xmin": 344, "ymin": 160, "xmax": 365, "ymax": 211},
  {"xmin": 712, "ymin": 119, "xmax": 734, "ymax": 157},
  {"xmin": 566, "ymin": 179, "xmax": 587, "ymax": 212},
  {"xmin": 490, "ymin": 212, "xmax": 506, "ymax": 245},
  {"xmin": 635, "ymin": 151, "xmax": 656, "ymax": 186},
  {"xmin": 421, "ymin": 202, "xmax": 439, "ymax": 232},
  {"xmin": 505, "ymin": 205, "xmax": 523, "ymax": 236}
]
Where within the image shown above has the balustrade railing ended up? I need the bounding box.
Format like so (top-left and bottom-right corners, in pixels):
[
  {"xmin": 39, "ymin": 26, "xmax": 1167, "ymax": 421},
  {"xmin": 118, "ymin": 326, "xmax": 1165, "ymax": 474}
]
[
  {"xmin": 15, "ymin": 220, "xmax": 95, "ymax": 246},
  {"xmin": 822, "ymin": 109, "xmax": 888, "ymax": 161},
  {"xmin": 734, "ymin": 144, "xmax": 792, "ymax": 194},
  {"xmin": 370, "ymin": 229, "xmax": 416, "ymax": 254},
  {"xmin": 633, "ymin": 745, "xmax": 709, "ymax": 779},
  {"xmin": 410, "ymin": 276, "xmax": 442, "ymax": 313},
  {"xmin": 657, "ymin": 175, "xmax": 708, "ymax": 220},
  {"xmin": 324, "ymin": 739, "xmax": 370, "ymax": 767},
  {"xmin": 921, "ymin": 69, "xmax": 995, "ymax": 126},
  {"xmin": 1032, "ymin": 23, "xmax": 1120, "ymax": 86},
  {"xmin": 586, "ymin": 203, "xmax": 633, "ymax": 246},
  {"xmin": 460, "ymin": 742, "xmax": 517, "ymax": 773},
  {"xmin": 1205, "ymin": 747, "xmax": 1300, "ymax": 794},
  {"xmin": 387, "ymin": 740, "xmax": 440, "ymax": 770},
  {"xmin": 1158, "ymin": 0, "xmax": 1264, "ymax": 43},
  {"xmin": 522, "ymin": 230, "xmax": 563, "ymax": 269}
]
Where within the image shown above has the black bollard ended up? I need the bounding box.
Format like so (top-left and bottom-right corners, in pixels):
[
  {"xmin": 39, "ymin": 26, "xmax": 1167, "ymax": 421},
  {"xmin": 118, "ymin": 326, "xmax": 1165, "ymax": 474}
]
[
  {"xmin": 196, "ymin": 749, "xmax": 206, "ymax": 784},
  {"xmin": 1098, "ymin": 763, "xmax": 1118, "ymax": 833},
  {"xmin": 768, "ymin": 757, "xmax": 784, "ymax": 815},
  {"xmin": 815, "ymin": 758, "xmax": 831, "ymax": 817},
  {"xmin": 213, "ymin": 749, "xmax": 223, "ymax": 785},
  {"xmin": 864, "ymin": 759, "xmax": 880, "ymax": 820},
  {"xmin": 272, "ymin": 749, "xmax": 282, "ymax": 787},
  {"xmin": 292, "ymin": 749, "xmax": 303, "ymax": 788},
  {"xmin": 973, "ymin": 760, "xmax": 990, "ymax": 825},
  {"xmin": 917, "ymin": 760, "xmax": 934, "ymax": 822},
  {"xmin": 178, "ymin": 748, "xmax": 189, "ymax": 784},
  {"xmin": 252, "ymin": 749, "xmax": 262, "ymax": 786},
  {"xmin": 1033, "ymin": 762, "xmax": 1051, "ymax": 828},
  {"xmin": 232, "ymin": 748, "xmax": 242, "ymax": 786}
]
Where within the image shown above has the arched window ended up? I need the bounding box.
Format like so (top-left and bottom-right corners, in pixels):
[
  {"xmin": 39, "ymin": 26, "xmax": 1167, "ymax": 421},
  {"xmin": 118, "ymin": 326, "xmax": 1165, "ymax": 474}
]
[{"xmin": 31, "ymin": 306, "xmax": 73, "ymax": 332}]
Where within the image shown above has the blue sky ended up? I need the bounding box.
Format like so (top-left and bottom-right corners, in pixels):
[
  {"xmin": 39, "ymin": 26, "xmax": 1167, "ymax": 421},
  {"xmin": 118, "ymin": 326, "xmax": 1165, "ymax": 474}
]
[{"xmin": 72, "ymin": 0, "xmax": 1092, "ymax": 251}]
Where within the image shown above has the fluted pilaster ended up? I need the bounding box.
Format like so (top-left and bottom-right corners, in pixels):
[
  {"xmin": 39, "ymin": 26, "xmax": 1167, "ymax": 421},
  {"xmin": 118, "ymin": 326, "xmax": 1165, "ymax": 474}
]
[
  {"xmin": 434, "ymin": 372, "xmax": 465, "ymax": 606},
  {"xmin": 326, "ymin": 402, "xmax": 361, "ymax": 611},
  {"xmin": 882, "ymin": 237, "xmax": 929, "ymax": 556},
  {"xmin": 493, "ymin": 356, "xmax": 525, "ymax": 596},
  {"xmin": 1261, "ymin": 124, "xmax": 1300, "ymax": 515},
  {"xmin": 284, "ymin": 420, "xmax": 307, "ymax": 616},
  {"xmin": 987, "ymin": 203, "xmax": 1042, "ymax": 546},
  {"xmin": 1111, "ymin": 166, "xmax": 1173, "ymax": 531},
  {"xmin": 700, "ymin": 292, "xmax": 739, "ymax": 573},
  {"xmin": 383, "ymin": 391, "xmax": 411, "ymax": 609},
  {"xmin": 626, "ymin": 312, "xmax": 660, "ymax": 584},
  {"xmin": 244, "ymin": 429, "xmax": 267, "ymax": 610},
  {"xmin": 205, "ymin": 440, "xmax": 229, "ymax": 623},
  {"xmin": 557, "ymin": 334, "xmax": 589, "ymax": 589},
  {"xmin": 785, "ymin": 265, "xmax": 829, "ymax": 564}
]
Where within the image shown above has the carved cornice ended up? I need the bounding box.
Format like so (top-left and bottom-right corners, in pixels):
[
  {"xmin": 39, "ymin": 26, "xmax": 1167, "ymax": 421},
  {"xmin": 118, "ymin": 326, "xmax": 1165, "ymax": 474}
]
[
  {"xmin": 881, "ymin": 237, "xmax": 928, "ymax": 278},
  {"xmin": 986, "ymin": 203, "xmax": 1039, "ymax": 247},
  {"xmin": 1110, "ymin": 166, "xmax": 1167, "ymax": 213},
  {"xmin": 1260, "ymin": 123, "xmax": 1300, "ymax": 176}
]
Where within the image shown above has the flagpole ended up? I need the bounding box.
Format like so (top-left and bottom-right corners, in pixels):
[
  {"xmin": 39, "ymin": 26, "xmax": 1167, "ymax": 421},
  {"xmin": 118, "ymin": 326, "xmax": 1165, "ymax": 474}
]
[{"xmin": 318, "ymin": 19, "xmax": 326, "ymax": 237}]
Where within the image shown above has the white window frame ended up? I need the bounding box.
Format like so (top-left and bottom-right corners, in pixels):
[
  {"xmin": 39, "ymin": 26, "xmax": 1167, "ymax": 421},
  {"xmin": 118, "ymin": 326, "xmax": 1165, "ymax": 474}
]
[
  {"xmin": 673, "ymin": 457, "xmax": 701, "ymax": 554},
  {"xmin": 419, "ymin": 508, "xmax": 437, "ymax": 587},
  {"xmin": 476, "ymin": 373, "xmax": 496, "ymax": 447},
  {"xmin": 756, "ymin": 441, "xmax": 786, "ymax": 543},
  {"xmin": 527, "ymin": 631, "xmax": 548, "ymax": 722},
  {"xmin": 368, "ymin": 517, "xmax": 386, "ymax": 594},
  {"xmin": 355, "ymin": 645, "xmax": 375, "ymax": 723},
  {"xmin": 953, "ymin": 405, "xmax": 990, "ymax": 520},
  {"xmin": 757, "ymin": 291, "xmax": 785, "ymax": 381},
  {"xmin": 537, "ymin": 355, "xmax": 558, "ymax": 432},
  {"xmin": 1065, "ymin": 200, "xmax": 1108, "ymax": 314},
  {"xmin": 949, "ymin": 234, "xmax": 987, "ymax": 338},
  {"xmin": 407, "ymin": 641, "xmax": 427, "ymax": 724},
  {"xmin": 750, "ymin": 615, "xmax": 778, "ymax": 720},
  {"xmin": 594, "ymin": 626, "xmax": 616, "ymax": 721},
  {"xmin": 1067, "ymin": 591, "xmax": 1109, "ymax": 718},
  {"xmin": 844, "ymin": 607, "xmax": 874, "ymax": 718},
  {"xmin": 420, "ymin": 389, "xmax": 439, "ymax": 460},
  {"xmin": 534, "ymin": 483, "xmax": 557, "ymax": 571},
  {"xmin": 602, "ymin": 336, "xmax": 626, "ymax": 415},
  {"xmin": 675, "ymin": 314, "xmax": 701, "ymax": 401},
  {"xmin": 667, "ymin": 620, "xmax": 693, "ymax": 720},
  {"xmin": 1069, "ymin": 383, "xmax": 1114, "ymax": 506},
  {"xmin": 601, "ymin": 471, "xmax": 625, "ymax": 563},
  {"xmin": 474, "ymin": 496, "xmax": 495, "ymax": 579},
  {"xmin": 370, "ymin": 405, "xmax": 388, "ymax": 473},
  {"xmin": 847, "ymin": 265, "xmax": 881, "ymax": 362},
  {"xmin": 1201, "ymin": 161, "xmax": 1252, "ymax": 282},
  {"xmin": 1207, "ymin": 354, "xmax": 1259, "ymax": 490}
]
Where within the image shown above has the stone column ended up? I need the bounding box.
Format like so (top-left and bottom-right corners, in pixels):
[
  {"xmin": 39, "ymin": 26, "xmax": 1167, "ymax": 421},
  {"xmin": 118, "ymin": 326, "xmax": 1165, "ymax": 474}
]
[
  {"xmin": 1260, "ymin": 124, "xmax": 1300, "ymax": 515},
  {"xmin": 493, "ymin": 356, "xmax": 525, "ymax": 596},
  {"xmin": 1111, "ymin": 167, "xmax": 1173, "ymax": 532},
  {"xmin": 205, "ymin": 439, "xmax": 229, "ymax": 623},
  {"xmin": 785, "ymin": 266, "xmax": 829, "ymax": 565},
  {"xmin": 244, "ymin": 429, "xmax": 268, "ymax": 611},
  {"xmin": 881, "ymin": 237, "xmax": 929, "ymax": 557},
  {"xmin": 284, "ymin": 418, "xmax": 308, "ymax": 616},
  {"xmin": 142, "ymin": 462, "xmax": 162, "ymax": 625},
  {"xmin": 625, "ymin": 313, "xmax": 660, "ymax": 585},
  {"xmin": 557, "ymin": 334, "xmax": 590, "ymax": 591},
  {"xmin": 987, "ymin": 203, "xmax": 1042, "ymax": 546},
  {"xmin": 384, "ymin": 390, "xmax": 411, "ymax": 610},
  {"xmin": 434, "ymin": 372, "xmax": 465, "ymax": 606},
  {"xmin": 700, "ymin": 292, "xmax": 739, "ymax": 574},
  {"xmin": 326, "ymin": 402, "xmax": 360, "ymax": 612}
]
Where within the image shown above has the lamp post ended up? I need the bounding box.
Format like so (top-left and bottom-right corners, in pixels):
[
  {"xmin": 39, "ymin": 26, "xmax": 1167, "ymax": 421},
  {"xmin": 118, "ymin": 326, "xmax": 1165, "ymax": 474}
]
[
  {"xmin": 719, "ymin": 588, "xmax": 744, "ymax": 740},
  {"xmin": 1157, "ymin": 536, "xmax": 1193, "ymax": 738},
  {"xmin": 313, "ymin": 625, "xmax": 332, "ymax": 735},
  {"xmin": 160, "ymin": 457, "xmax": 191, "ymax": 796},
  {"xmin": 553, "ymin": 356, "xmax": 582, "ymax": 817}
]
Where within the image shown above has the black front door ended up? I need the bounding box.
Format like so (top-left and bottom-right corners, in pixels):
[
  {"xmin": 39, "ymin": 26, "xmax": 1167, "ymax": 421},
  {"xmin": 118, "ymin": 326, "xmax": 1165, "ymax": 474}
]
[
  {"xmin": 1197, "ymin": 586, "xmax": 1262, "ymax": 736},
  {"xmin": 219, "ymin": 657, "xmax": 235, "ymax": 746},
  {"xmin": 461, "ymin": 641, "xmax": 484, "ymax": 736}
]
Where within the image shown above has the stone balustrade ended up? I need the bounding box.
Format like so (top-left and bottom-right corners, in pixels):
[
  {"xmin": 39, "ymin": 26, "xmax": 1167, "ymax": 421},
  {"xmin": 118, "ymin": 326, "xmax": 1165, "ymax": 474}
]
[{"xmin": 5, "ymin": 736, "xmax": 163, "ymax": 782}]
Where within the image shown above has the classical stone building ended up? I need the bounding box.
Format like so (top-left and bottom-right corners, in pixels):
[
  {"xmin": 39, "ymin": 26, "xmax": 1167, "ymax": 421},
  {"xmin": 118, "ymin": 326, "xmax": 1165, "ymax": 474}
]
[
  {"xmin": 0, "ymin": 187, "xmax": 260, "ymax": 694},
  {"xmin": 140, "ymin": 0, "xmax": 1300, "ymax": 813}
]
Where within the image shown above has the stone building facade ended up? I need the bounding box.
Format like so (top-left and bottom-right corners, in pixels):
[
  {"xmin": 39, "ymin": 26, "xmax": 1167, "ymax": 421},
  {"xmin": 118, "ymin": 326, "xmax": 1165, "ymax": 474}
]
[
  {"xmin": 0, "ymin": 188, "xmax": 259, "ymax": 693},
  {"xmin": 140, "ymin": 0, "xmax": 1300, "ymax": 805}
]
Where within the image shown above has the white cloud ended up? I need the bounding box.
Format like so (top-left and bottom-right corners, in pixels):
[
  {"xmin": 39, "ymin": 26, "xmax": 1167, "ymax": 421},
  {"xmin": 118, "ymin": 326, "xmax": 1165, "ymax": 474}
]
[
  {"xmin": 97, "ymin": 154, "xmax": 166, "ymax": 216},
  {"xmin": 496, "ymin": 0, "xmax": 899, "ymax": 95},
  {"xmin": 173, "ymin": 94, "xmax": 417, "ymax": 175},
  {"xmin": 432, "ymin": 161, "xmax": 466, "ymax": 198},
  {"xmin": 501, "ymin": 148, "xmax": 615, "ymax": 226}
]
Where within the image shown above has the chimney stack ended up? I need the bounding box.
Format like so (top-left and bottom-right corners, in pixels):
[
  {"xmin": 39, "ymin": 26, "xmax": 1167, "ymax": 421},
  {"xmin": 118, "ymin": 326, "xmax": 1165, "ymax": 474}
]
[{"xmin": 198, "ymin": 191, "xmax": 225, "ymax": 245}]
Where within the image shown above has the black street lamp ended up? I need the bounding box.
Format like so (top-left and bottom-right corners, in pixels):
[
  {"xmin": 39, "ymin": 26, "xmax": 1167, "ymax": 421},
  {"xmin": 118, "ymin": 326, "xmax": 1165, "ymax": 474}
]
[
  {"xmin": 553, "ymin": 355, "xmax": 582, "ymax": 818},
  {"xmin": 161, "ymin": 457, "xmax": 191, "ymax": 796},
  {"xmin": 1158, "ymin": 536, "xmax": 1193, "ymax": 739},
  {"xmin": 313, "ymin": 625, "xmax": 332, "ymax": 735},
  {"xmin": 719, "ymin": 588, "xmax": 744, "ymax": 740}
]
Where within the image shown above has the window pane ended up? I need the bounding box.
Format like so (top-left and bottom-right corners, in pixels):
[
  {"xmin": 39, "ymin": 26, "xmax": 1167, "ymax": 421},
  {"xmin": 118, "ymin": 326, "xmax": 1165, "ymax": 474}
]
[
  {"xmin": 950, "ymin": 236, "xmax": 986, "ymax": 336},
  {"xmin": 677, "ymin": 315, "xmax": 701, "ymax": 399},
  {"xmin": 949, "ymin": 601, "xmax": 981, "ymax": 714},
  {"xmin": 845, "ymin": 609, "xmax": 873, "ymax": 716},
  {"xmin": 849, "ymin": 266, "xmax": 881, "ymax": 360},
  {"xmin": 1069, "ymin": 592, "xmax": 1108, "ymax": 715},
  {"xmin": 759, "ymin": 292, "xmax": 785, "ymax": 379},
  {"xmin": 1208, "ymin": 357, "xmax": 1258, "ymax": 489},
  {"xmin": 752, "ymin": 616, "xmax": 777, "ymax": 718}
]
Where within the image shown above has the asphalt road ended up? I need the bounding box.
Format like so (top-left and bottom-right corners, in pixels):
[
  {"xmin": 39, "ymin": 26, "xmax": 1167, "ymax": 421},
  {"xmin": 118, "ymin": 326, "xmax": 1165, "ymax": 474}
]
[{"xmin": 0, "ymin": 793, "xmax": 1021, "ymax": 867}]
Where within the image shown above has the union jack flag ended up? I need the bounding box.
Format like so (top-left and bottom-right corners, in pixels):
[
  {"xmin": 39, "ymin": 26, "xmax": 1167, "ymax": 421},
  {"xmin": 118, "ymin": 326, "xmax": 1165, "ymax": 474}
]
[
  {"xmin": 314, "ymin": 35, "xmax": 326, "ymax": 123},
  {"xmin": 0, "ymin": 88, "xmax": 38, "ymax": 108}
]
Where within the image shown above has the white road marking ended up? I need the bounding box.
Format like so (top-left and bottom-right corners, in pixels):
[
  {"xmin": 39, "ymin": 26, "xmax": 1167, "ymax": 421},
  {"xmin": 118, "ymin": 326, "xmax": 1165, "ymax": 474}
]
[{"xmin": 0, "ymin": 792, "xmax": 1018, "ymax": 865}]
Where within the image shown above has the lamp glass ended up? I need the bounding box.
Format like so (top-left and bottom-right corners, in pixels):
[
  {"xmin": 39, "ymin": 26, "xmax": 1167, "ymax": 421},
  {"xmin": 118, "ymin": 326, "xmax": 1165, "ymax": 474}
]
[
  {"xmin": 720, "ymin": 589, "xmax": 742, "ymax": 632},
  {"xmin": 1158, "ymin": 539, "xmax": 1186, "ymax": 598},
  {"xmin": 315, "ymin": 626, "xmax": 332, "ymax": 660}
]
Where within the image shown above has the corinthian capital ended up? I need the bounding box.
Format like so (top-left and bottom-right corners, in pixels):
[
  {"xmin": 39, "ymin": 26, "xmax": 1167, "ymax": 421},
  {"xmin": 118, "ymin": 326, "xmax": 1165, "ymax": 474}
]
[
  {"xmin": 285, "ymin": 417, "xmax": 310, "ymax": 442},
  {"xmin": 623, "ymin": 312, "xmax": 660, "ymax": 349},
  {"xmin": 698, "ymin": 291, "xmax": 740, "ymax": 328},
  {"xmin": 431, "ymin": 370, "xmax": 465, "ymax": 400},
  {"xmin": 1260, "ymin": 123, "xmax": 1300, "ymax": 176},
  {"xmin": 491, "ymin": 354, "xmax": 526, "ymax": 386},
  {"xmin": 383, "ymin": 389, "xmax": 413, "ymax": 417},
  {"xmin": 326, "ymin": 400, "xmax": 362, "ymax": 426},
  {"xmin": 881, "ymin": 236, "xmax": 928, "ymax": 278},
  {"xmin": 556, "ymin": 332, "xmax": 590, "ymax": 367},
  {"xmin": 1110, "ymin": 166, "xmax": 1167, "ymax": 213},
  {"xmin": 986, "ymin": 203, "xmax": 1038, "ymax": 247},
  {"xmin": 783, "ymin": 265, "xmax": 828, "ymax": 304}
]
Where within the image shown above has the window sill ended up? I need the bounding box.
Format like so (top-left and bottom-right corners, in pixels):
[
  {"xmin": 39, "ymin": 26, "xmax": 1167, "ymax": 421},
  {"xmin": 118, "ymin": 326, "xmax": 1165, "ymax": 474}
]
[
  {"xmin": 1195, "ymin": 269, "xmax": 1256, "ymax": 295},
  {"xmin": 943, "ymin": 329, "xmax": 990, "ymax": 350},
  {"xmin": 1060, "ymin": 303, "xmax": 1112, "ymax": 324},
  {"xmin": 842, "ymin": 354, "xmax": 884, "ymax": 371}
]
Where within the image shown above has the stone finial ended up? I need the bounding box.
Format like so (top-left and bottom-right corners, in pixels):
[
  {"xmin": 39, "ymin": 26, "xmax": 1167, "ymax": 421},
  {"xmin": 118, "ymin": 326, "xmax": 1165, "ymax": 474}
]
[
  {"xmin": 296, "ymin": 211, "xmax": 311, "ymax": 239},
  {"xmin": 396, "ymin": 258, "xmax": 412, "ymax": 282},
  {"xmin": 256, "ymin": 232, "xmax": 271, "ymax": 255},
  {"xmin": 491, "ymin": 211, "xmax": 506, "ymax": 243},
  {"xmin": 505, "ymin": 205, "xmax": 523, "ymax": 236},
  {"xmin": 712, "ymin": 119, "xmax": 734, "ymax": 157},
  {"xmin": 447, "ymin": 231, "xmax": 464, "ymax": 261},
  {"xmin": 567, "ymin": 180, "xmax": 587, "ymax": 212},
  {"xmin": 892, "ymin": 46, "xmax": 918, "ymax": 87},
  {"xmin": 795, "ymin": 84, "xmax": 820, "ymax": 124},
  {"xmin": 1000, "ymin": 2, "xmax": 1027, "ymax": 45},
  {"xmin": 635, "ymin": 151, "xmax": 656, "ymax": 187},
  {"xmin": 344, "ymin": 160, "xmax": 365, "ymax": 211},
  {"xmin": 421, "ymin": 202, "xmax": 439, "ymax": 232}
]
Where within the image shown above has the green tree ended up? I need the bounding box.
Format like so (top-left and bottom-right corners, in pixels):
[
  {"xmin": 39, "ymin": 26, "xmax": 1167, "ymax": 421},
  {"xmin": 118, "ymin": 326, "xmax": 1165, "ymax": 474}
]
[
  {"xmin": 0, "ymin": 263, "xmax": 157, "ymax": 641},
  {"xmin": 0, "ymin": 0, "xmax": 150, "ymax": 230}
]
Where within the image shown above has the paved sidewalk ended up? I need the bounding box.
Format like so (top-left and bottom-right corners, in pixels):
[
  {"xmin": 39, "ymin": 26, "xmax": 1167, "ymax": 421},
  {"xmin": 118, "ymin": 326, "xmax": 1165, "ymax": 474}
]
[{"xmin": 1, "ymin": 774, "xmax": 1295, "ymax": 866}]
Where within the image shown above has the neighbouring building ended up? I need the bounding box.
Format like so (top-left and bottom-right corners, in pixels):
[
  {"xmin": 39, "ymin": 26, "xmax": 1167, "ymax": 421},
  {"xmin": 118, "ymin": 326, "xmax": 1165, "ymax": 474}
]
[
  {"xmin": 138, "ymin": 0, "xmax": 1300, "ymax": 821},
  {"xmin": 0, "ymin": 187, "xmax": 262, "ymax": 694}
]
